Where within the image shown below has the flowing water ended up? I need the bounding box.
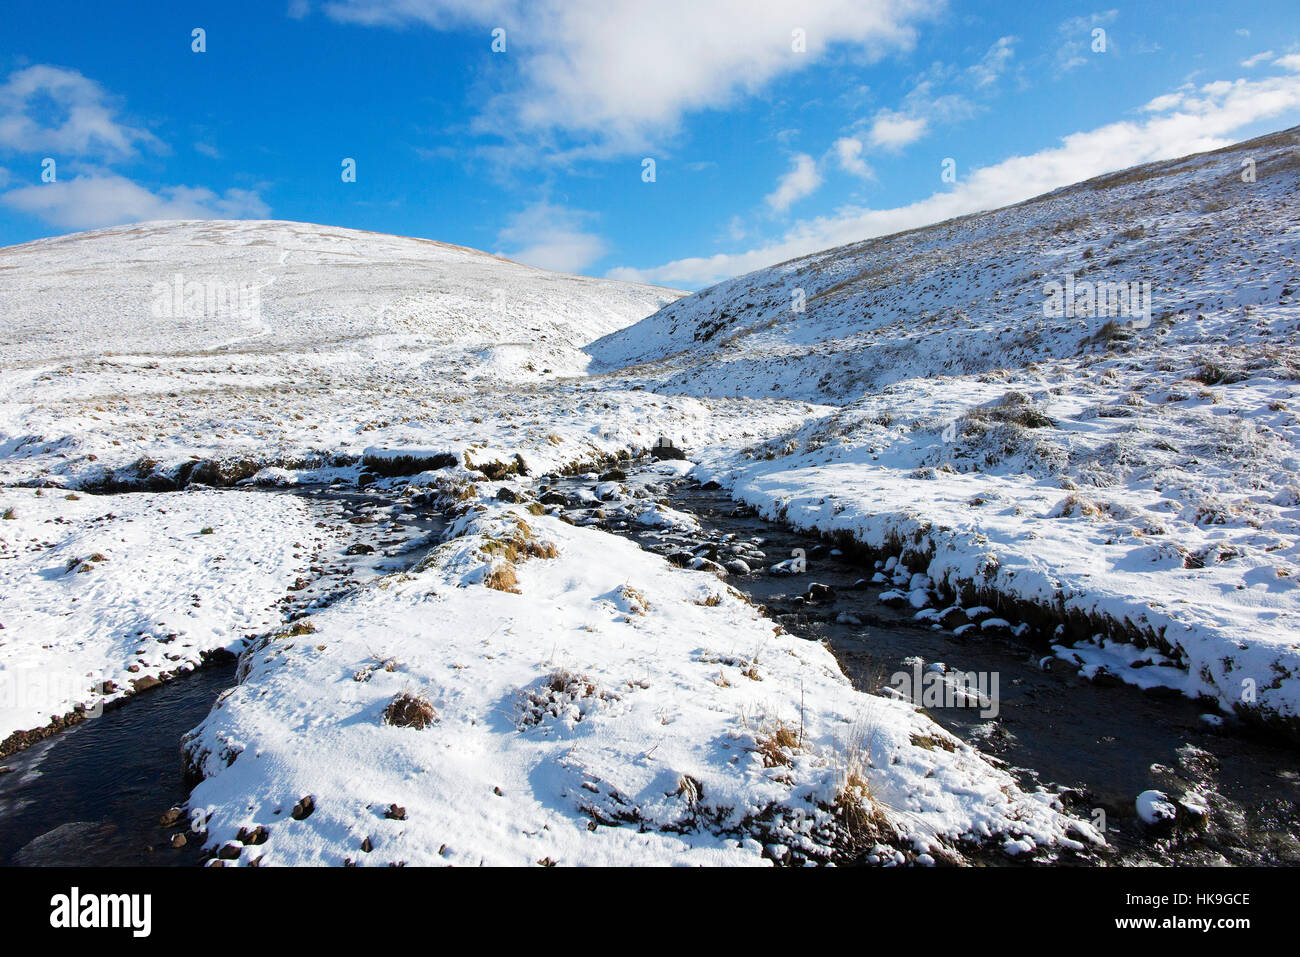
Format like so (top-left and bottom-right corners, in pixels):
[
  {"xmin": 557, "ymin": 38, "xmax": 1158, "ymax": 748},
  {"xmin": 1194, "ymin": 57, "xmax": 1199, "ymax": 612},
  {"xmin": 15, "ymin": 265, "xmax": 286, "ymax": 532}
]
[{"xmin": 0, "ymin": 662, "xmax": 235, "ymax": 866}]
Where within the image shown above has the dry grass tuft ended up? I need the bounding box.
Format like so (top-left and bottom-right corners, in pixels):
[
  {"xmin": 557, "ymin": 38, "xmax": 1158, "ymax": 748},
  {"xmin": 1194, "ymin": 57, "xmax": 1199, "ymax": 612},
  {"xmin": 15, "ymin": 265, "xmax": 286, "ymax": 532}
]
[
  {"xmin": 382, "ymin": 691, "xmax": 437, "ymax": 729},
  {"xmin": 962, "ymin": 391, "xmax": 1055, "ymax": 430},
  {"xmin": 831, "ymin": 772, "xmax": 892, "ymax": 853},
  {"xmin": 1053, "ymin": 493, "xmax": 1102, "ymax": 519},
  {"xmin": 755, "ymin": 722, "xmax": 801, "ymax": 768},
  {"xmin": 831, "ymin": 721, "xmax": 893, "ymax": 854},
  {"xmin": 909, "ymin": 733, "xmax": 957, "ymax": 752},
  {"xmin": 517, "ymin": 670, "xmax": 612, "ymax": 728},
  {"xmin": 479, "ymin": 516, "xmax": 559, "ymax": 563},
  {"xmin": 483, "ymin": 562, "xmax": 520, "ymax": 593},
  {"xmin": 617, "ymin": 584, "xmax": 651, "ymax": 615}
]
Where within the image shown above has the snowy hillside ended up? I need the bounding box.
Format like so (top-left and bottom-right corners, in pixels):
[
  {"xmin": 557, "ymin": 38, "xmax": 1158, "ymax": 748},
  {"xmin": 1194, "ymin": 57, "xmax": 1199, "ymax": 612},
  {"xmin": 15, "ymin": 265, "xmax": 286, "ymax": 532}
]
[
  {"xmin": 591, "ymin": 127, "xmax": 1300, "ymax": 734},
  {"xmin": 1, "ymin": 219, "xmax": 681, "ymax": 362},
  {"xmin": 0, "ymin": 220, "xmax": 688, "ymax": 490},
  {"xmin": 590, "ymin": 127, "xmax": 1299, "ymax": 400}
]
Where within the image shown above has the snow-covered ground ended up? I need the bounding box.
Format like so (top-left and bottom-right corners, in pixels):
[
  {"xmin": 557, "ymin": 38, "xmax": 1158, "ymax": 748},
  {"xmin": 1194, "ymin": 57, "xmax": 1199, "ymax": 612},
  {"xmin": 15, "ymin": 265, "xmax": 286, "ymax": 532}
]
[
  {"xmin": 3, "ymin": 127, "xmax": 1298, "ymax": 865},
  {"xmin": 181, "ymin": 474, "xmax": 1095, "ymax": 866},
  {"xmin": 0, "ymin": 485, "xmax": 327, "ymax": 750}
]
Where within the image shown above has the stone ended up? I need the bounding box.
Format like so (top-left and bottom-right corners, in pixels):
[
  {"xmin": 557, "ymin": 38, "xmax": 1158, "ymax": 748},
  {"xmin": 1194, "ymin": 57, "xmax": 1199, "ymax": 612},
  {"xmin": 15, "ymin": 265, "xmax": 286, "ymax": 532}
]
[
  {"xmin": 238, "ymin": 825, "xmax": 269, "ymax": 845},
  {"xmin": 877, "ymin": 590, "xmax": 908, "ymax": 608},
  {"xmin": 159, "ymin": 807, "xmax": 185, "ymax": 828},
  {"xmin": 937, "ymin": 606, "xmax": 970, "ymax": 629},
  {"xmin": 805, "ymin": 582, "xmax": 835, "ymax": 602}
]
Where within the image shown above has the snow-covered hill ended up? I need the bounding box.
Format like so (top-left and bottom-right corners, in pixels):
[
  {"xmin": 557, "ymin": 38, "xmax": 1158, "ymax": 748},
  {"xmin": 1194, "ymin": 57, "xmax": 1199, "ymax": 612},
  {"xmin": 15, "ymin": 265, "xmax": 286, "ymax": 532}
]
[
  {"xmin": 589, "ymin": 126, "xmax": 1300, "ymax": 734},
  {"xmin": 1, "ymin": 219, "xmax": 681, "ymax": 363},
  {"xmin": 590, "ymin": 127, "xmax": 1299, "ymax": 401},
  {"xmin": 0, "ymin": 220, "xmax": 694, "ymax": 489}
]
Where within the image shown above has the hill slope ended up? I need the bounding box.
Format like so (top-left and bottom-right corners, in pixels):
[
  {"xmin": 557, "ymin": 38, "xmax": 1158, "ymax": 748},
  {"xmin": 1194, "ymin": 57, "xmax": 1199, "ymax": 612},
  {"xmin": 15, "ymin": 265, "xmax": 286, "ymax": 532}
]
[
  {"xmin": 1, "ymin": 219, "xmax": 682, "ymax": 363},
  {"xmin": 0, "ymin": 219, "xmax": 701, "ymax": 489},
  {"xmin": 590, "ymin": 127, "xmax": 1299, "ymax": 402},
  {"xmin": 590, "ymin": 127, "xmax": 1300, "ymax": 732}
]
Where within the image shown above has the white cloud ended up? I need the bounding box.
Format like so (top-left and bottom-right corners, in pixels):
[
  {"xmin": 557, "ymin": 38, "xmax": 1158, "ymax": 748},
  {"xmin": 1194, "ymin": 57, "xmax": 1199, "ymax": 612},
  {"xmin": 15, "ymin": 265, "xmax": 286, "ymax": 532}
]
[
  {"xmin": 834, "ymin": 37, "xmax": 1004, "ymax": 167},
  {"xmin": 968, "ymin": 35, "xmax": 1017, "ymax": 88},
  {"xmin": 1055, "ymin": 9, "xmax": 1118, "ymax": 73},
  {"xmin": 0, "ymin": 68, "xmax": 272, "ymax": 235},
  {"xmin": 1141, "ymin": 89, "xmax": 1191, "ymax": 112},
  {"xmin": 494, "ymin": 201, "xmax": 608, "ymax": 273},
  {"xmin": 866, "ymin": 109, "xmax": 928, "ymax": 149},
  {"xmin": 1241, "ymin": 51, "xmax": 1276, "ymax": 68},
  {"xmin": 194, "ymin": 142, "xmax": 222, "ymax": 159},
  {"xmin": 0, "ymin": 65, "xmax": 162, "ymax": 159},
  {"xmin": 2, "ymin": 174, "xmax": 268, "ymax": 230},
  {"xmin": 322, "ymin": 0, "xmax": 943, "ymax": 154},
  {"xmin": 1277, "ymin": 53, "xmax": 1300, "ymax": 72},
  {"xmin": 765, "ymin": 153, "xmax": 822, "ymax": 212},
  {"xmin": 607, "ymin": 72, "xmax": 1300, "ymax": 287},
  {"xmin": 832, "ymin": 137, "xmax": 874, "ymax": 179}
]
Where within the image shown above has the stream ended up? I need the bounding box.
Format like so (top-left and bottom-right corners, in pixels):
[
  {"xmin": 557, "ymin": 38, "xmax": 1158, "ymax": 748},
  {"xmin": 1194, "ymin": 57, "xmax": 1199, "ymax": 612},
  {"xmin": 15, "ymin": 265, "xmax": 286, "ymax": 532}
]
[{"xmin": 1, "ymin": 469, "xmax": 1296, "ymax": 865}]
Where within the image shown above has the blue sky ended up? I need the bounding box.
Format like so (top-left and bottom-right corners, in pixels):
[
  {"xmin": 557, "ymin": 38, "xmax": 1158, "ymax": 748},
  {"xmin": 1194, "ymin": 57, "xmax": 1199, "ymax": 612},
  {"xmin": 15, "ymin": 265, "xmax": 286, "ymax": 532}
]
[{"xmin": 2, "ymin": 0, "xmax": 1298, "ymax": 288}]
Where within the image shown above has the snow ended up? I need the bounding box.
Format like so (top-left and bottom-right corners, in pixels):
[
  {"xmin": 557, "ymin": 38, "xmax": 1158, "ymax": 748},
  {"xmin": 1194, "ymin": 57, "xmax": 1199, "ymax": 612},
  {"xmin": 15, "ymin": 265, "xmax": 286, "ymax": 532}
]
[
  {"xmin": 0, "ymin": 486, "xmax": 327, "ymax": 742},
  {"xmin": 592, "ymin": 126, "xmax": 1300, "ymax": 731},
  {"xmin": 181, "ymin": 490, "xmax": 1096, "ymax": 865},
  {"xmin": 1135, "ymin": 789, "xmax": 1178, "ymax": 825}
]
